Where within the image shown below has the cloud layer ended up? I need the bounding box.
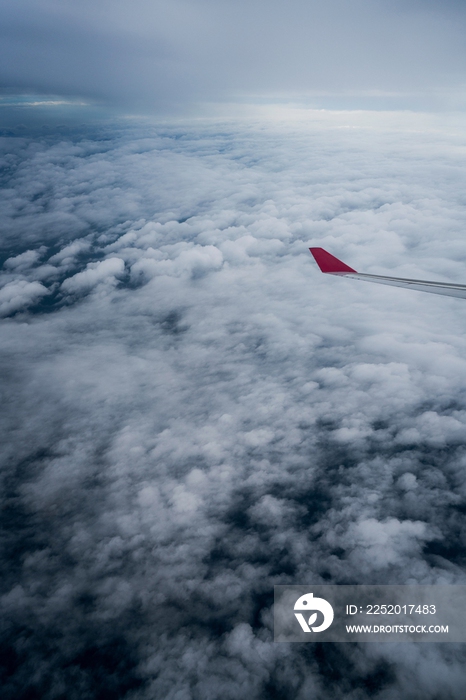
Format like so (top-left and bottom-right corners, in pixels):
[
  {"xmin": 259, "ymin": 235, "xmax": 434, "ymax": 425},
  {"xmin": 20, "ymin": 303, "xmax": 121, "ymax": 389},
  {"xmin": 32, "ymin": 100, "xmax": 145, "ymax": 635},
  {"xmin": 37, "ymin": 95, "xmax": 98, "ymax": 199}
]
[{"xmin": 2, "ymin": 112, "xmax": 466, "ymax": 698}]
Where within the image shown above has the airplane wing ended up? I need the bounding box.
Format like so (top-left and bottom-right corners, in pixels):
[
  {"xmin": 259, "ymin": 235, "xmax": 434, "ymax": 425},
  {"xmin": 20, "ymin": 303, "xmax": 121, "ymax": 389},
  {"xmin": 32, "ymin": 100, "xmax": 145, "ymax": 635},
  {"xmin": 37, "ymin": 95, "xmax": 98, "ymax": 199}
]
[{"xmin": 309, "ymin": 247, "xmax": 466, "ymax": 299}]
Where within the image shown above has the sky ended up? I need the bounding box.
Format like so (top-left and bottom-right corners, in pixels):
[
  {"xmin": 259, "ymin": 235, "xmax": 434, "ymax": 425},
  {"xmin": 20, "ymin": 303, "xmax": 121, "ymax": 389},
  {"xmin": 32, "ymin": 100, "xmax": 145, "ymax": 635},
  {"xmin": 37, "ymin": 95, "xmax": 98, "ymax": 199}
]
[
  {"xmin": 2, "ymin": 0, "xmax": 466, "ymax": 114},
  {"xmin": 3, "ymin": 1, "xmax": 466, "ymax": 699}
]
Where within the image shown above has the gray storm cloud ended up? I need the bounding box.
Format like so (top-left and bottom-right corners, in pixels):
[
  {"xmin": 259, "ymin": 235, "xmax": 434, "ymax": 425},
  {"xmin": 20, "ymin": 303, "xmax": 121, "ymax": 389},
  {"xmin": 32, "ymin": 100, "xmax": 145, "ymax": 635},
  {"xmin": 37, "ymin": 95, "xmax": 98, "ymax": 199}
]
[
  {"xmin": 1, "ymin": 0, "xmax": 466, "ymax": 112},
  {"xmin": 2, "ymin": 111, "xmax": 466, "ymax": 698}
]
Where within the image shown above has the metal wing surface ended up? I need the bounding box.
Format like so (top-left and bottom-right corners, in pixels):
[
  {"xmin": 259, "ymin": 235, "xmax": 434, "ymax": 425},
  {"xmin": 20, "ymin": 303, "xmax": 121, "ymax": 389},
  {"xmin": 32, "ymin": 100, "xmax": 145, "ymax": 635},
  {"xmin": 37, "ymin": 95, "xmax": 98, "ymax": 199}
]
[{"xmin": 309, "ymin": 247, "xmax": 466, "ymax": 299}]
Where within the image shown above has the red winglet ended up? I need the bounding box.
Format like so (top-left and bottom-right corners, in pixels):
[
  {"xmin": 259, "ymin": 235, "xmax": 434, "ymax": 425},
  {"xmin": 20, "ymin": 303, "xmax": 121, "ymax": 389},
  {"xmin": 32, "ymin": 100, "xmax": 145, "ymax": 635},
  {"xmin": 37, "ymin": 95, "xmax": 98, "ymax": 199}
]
[{"xmin": 309, "ymin": 247, "xmax": 357, "ymax": 274}]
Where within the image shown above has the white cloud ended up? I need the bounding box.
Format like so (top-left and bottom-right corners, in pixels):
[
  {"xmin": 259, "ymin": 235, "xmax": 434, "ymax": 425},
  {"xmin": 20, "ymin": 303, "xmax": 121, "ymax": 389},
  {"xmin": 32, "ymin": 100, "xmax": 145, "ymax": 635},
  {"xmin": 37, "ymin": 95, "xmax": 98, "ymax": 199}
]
[
  {"xmin": 2, "ymin": 113, "xmax": 466, "ymax": 698},
  {"xmin": 60, "ymin": 256, "xmax": 125, "ymax": 294},
  {"xmin": 48, "ymin": 238, "xmax": 92, "ymax": 265},
  {"xmin": 345, "ymin": 517, "xmax": 434, "ymax": 569},
  {"xmin": 0, "ymin": 278, "xmax": 50, "ymax": 316},
  {"xmin": 4, "ymin": 248, "xmax": 45, "ymax": 270}
]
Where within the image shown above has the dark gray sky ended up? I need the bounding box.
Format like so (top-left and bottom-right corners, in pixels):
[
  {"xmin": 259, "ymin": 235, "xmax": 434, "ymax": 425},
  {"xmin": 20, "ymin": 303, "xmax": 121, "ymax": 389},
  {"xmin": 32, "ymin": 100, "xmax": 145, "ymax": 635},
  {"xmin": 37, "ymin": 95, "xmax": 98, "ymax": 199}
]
[{"xmin": 1, "ymin": 0, "xmax": 466, "ymax": 113}]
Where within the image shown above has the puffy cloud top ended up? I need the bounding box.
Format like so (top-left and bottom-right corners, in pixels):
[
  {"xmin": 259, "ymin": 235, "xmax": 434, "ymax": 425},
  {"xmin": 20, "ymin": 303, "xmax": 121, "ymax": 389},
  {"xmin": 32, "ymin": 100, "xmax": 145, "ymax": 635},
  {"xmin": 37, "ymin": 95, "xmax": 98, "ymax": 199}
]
[
  {"xmin": 0, "ymin": 278, "xmax": 50, "ymax": 316},
  {"xmin": 60, "ymin": 257, "xmax": 125, "ymax": 294}
]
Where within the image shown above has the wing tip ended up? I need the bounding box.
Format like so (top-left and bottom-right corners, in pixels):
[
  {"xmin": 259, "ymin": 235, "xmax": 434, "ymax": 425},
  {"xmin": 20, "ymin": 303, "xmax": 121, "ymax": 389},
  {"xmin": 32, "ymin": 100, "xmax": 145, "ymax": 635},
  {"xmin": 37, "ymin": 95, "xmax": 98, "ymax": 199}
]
[{"xmin": 309, "ymin": 247, "xmax": 357, "ymax": 274}]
